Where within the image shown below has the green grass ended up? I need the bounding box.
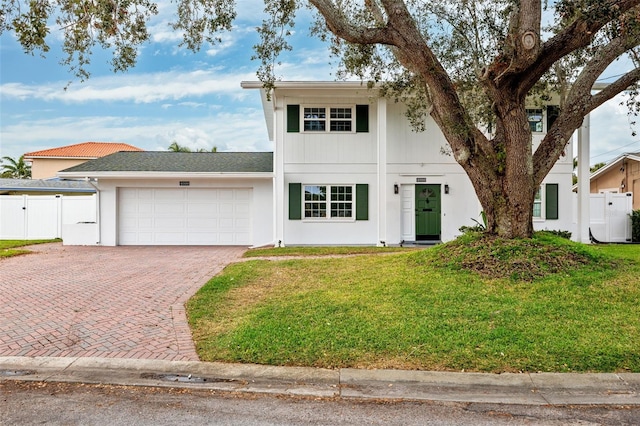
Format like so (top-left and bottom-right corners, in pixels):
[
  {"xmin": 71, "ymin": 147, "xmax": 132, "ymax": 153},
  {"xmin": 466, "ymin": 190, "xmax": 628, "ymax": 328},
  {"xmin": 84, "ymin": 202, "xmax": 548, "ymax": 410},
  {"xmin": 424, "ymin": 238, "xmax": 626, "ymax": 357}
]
[
  {"xmin": 244, "ymin": 246, "xmax": 417, "ymax": 257},
  {"xmin": 0, "ymin": 239, "xmax": 60, "ymax": 258},
  {"xmin": 188, "ymin": 234, "xmax": 640, "ymax": 373}
]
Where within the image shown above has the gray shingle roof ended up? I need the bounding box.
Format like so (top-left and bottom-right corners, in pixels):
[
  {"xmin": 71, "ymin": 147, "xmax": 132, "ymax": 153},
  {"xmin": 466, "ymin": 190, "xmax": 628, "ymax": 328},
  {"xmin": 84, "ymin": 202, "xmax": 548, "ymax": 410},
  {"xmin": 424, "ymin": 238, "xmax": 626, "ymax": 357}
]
[
  {"xmin": 59, "ymin": 152, "xmax": 274, "ymax": 173},
  {"xmin": 0, "ymin": 178, "xmax": 95, "ymax": 193}
]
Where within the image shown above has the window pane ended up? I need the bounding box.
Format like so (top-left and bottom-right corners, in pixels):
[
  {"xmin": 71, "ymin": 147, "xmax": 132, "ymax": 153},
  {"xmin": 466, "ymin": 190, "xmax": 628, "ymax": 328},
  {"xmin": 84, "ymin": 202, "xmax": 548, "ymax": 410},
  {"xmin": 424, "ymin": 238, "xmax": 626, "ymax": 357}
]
[
  {"xmin": 304, "ymin": 185, "xmax": 326, "ymax": 201},
  {"xmin": 330, "ymin": 121, "xmax": 352, "ymax": 131},
  {"xmin": 329, "ymin": 186, "xmax": 353, "ymax": 218},
  {"xmin": 304, "ymin": 121, "xmax": 326, "ymax": 131},
  {"xmin": 533, "ymin": 187, "xmax": 542, "ymax": 218},
  {"xmin": 305, "ymin": 202, "xmax": 327, "ymax": 218},
  {"xmin": 330, "ymin": 108, "xmax": 352, "ymax": 119},
  {"xmin": 329, "ymin": 107, "xmax": 352, "ymax": 132},
  {"xmin": 527, "ymin": 109, "xmax": 543, "ymax": 132},
  {"xmin": 304, "ymin": 107, "xmax": 326, "ymax": 132},
  {"xmin": 304, "ymin": 107, "xmax": 326, "ymax": 119}
]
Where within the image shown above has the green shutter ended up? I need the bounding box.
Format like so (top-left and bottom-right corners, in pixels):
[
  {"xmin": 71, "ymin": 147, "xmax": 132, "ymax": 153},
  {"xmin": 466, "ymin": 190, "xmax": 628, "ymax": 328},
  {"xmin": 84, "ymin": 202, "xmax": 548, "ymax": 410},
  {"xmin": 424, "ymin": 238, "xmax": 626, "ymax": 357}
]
[
  {"xmin": 545, "ymin": 183, "xmax": 559, "ymax": 220},
  {"xmin": 356, "ymin": 105, "xmax": 369, "ymax": 133},
  {"xmin": 287, "ymin": 105, "xmax": 300, "ymax": 133},
  {"xmin": 355, "ymin": 184, "xmax": 369, "ymax": 220},
  {"xmin": 289, "ymin": 183, "xmax": 302, "ymax": 220}
]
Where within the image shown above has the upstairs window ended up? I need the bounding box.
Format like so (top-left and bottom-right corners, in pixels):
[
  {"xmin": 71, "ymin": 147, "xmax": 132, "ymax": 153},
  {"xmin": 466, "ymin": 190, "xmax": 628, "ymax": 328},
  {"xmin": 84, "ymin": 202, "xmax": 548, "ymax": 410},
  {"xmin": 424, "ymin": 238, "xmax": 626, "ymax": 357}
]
[
  {"xmin": 288, "ymin": 104, "xmax": 368, "ymax": 133},
  {"xmin": 303, "ymin": 107, "xmax": 353, "ymax": 132},
  {"xmin": 527, "ymin": 109, "xmax": 544, "ymax": 133}
]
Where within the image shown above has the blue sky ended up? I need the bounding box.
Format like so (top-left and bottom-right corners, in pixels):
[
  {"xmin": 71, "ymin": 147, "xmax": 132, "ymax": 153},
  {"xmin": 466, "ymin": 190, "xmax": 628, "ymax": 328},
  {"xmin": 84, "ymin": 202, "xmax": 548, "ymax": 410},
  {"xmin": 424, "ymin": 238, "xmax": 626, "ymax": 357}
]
[{"xmin": 1, "ymin": 1, "xmax": 638, "ymax": 165}]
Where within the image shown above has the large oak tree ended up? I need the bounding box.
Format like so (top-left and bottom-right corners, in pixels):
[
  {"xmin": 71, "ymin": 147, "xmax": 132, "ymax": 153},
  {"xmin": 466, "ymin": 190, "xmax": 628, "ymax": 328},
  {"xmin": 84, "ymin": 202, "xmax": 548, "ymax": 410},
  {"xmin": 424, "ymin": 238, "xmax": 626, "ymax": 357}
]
[{"xmin": 3, "ymin": 0, "xmax": 639, "ymax": 237}]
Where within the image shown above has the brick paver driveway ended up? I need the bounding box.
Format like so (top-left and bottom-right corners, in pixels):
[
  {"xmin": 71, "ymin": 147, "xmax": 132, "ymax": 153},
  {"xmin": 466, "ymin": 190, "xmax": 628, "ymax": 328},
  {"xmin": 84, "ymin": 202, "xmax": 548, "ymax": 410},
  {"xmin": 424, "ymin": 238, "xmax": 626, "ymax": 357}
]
[{"xmin": 0, "ymin": 244, "xmax": 246, "ymax": 360}]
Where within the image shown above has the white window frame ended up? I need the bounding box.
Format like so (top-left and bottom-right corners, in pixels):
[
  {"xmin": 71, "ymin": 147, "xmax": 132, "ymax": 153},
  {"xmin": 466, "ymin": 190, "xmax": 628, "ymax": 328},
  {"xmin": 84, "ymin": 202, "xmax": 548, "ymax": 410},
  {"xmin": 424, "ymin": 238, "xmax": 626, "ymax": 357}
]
[
  {"xmin": 526, "ymin": 108, "xmax": 544, "ymax": 133},
  {"xmin": 303, "ymin": 184, "xmax": 355, "ymax": 221},
  {"xmin": 533, "ymin": 186, "xmax": 544, "ymax": 220},
  {"xmin": 302, "ymin": 105, "xmax": 355, "ymax": 133}
]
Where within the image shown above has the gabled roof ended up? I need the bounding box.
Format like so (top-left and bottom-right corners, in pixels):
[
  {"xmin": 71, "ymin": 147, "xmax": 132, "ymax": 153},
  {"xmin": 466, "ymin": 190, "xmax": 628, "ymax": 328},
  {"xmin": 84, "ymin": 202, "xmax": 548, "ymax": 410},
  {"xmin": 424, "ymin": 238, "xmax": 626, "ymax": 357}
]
[
  {"xmin": 57, "ymin": 151, "xmax": 274, "ymax": 178},
  {"xmin": 589, "ymin": 151, "xmax": 640, "ymax": 181},
  {"xmin": 24, "ymin": 142, "xmax": 143, "ymax": 159},
  {"xmin": 0, "ymin": 178, "xmax": 95, "ymax": 193}
]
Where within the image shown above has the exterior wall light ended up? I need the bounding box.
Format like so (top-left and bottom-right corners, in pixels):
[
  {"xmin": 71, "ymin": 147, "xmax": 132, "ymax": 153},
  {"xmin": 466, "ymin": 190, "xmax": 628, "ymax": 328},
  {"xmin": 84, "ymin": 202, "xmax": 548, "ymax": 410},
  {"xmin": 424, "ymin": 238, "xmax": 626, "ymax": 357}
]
[
  {"xmin": 394, "ymin": 184, "xmax": 399, "ymax": 194},
  {"xmin": 444, "ymin": 184, "xmax": 450, "ymax": 194}
]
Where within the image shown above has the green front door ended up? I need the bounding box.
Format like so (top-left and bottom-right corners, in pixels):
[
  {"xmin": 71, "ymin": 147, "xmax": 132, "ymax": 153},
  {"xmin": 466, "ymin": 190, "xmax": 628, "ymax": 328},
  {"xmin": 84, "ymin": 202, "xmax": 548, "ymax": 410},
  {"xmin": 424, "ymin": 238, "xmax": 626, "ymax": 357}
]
[{"xmin": 415, "ymin": 184, "xmax": 441, "ymax": 241}]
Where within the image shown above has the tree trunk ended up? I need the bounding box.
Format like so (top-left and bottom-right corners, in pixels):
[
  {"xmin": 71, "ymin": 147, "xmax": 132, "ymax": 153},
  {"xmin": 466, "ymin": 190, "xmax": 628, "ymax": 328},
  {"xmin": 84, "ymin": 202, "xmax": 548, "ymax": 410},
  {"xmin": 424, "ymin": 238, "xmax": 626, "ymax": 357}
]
[{"xmin": 457, "ymin": 100, "xmax": 536, "ymax": 239}]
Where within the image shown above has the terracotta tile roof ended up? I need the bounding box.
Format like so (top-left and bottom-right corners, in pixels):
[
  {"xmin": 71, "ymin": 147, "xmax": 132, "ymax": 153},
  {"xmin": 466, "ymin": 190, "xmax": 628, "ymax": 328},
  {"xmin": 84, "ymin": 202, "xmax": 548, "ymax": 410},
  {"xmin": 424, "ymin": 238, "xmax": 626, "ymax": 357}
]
[{"xmin": 24, "ymin": 142, "xmax": 143, "ymax": 159}]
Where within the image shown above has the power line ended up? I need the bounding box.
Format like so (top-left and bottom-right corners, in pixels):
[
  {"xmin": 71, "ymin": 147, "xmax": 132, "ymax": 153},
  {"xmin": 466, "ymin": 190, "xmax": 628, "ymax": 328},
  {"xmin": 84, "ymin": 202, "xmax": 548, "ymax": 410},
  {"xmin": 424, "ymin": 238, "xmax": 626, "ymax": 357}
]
[
  {"xmin": 596, "ymin": 71, "xmax": 632, "ymax": 82},
  {"xmin": 591, "ymin": 139, "xmax": 640, "ymax": 160}
]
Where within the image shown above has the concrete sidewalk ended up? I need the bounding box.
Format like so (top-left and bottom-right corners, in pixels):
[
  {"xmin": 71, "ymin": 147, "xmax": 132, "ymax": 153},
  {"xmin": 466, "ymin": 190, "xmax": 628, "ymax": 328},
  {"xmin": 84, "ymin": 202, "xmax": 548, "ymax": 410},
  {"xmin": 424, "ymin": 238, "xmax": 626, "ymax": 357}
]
[{"xmin": 1, "ymin": 356, "xmax": 639, "ymax": 406}]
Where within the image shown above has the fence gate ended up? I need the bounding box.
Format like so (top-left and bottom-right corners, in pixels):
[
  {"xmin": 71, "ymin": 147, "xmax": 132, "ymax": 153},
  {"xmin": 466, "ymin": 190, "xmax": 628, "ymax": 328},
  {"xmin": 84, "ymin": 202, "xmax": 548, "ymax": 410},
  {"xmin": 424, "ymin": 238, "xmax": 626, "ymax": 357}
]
[
  {"xmin": 589, "ymin": 192, "xmax": 633, "ymax": 243},
  {"xmin": 0, "ymin": 194, "xmax": 96, "ymax": 240}
]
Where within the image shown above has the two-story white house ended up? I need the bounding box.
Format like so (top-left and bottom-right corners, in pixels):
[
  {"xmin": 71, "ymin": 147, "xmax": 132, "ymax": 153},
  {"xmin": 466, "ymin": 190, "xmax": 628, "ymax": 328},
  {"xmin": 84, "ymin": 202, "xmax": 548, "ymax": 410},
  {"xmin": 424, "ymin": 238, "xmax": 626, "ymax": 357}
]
[
  {"xmin": 242, "ymin": 81, "xmax": 574, "ymax": 247},
  {"xmin": 57, "ymin": 81, "xmax": 574, "ymax": 246}
]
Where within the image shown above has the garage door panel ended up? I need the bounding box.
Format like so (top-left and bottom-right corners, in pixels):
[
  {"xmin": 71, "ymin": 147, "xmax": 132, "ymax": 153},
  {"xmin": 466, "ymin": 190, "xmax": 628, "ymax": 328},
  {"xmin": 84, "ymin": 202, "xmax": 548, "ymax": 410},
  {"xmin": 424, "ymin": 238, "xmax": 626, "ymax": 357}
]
[
  {"xmin": 136, "ymin": 189, "xmax": 154, "ymax": 199},
  {"xmin": 235, "ymin": 189, "xmax": 251, "ymax": 200},
  {"xmin": 235, "ymin": 203, "xmax": 250, "ymax": 214},
  {"xmin": 188, "ymin": 203, "xmax": 218, "ymax": 214},
  {"xmin": 154, "ymin": 232, "xmax": 187, "ymax": 244},
  {"xmin": 188, "ymin": 232, "xmax": 218, "ymax": 244},
  {"xmin": 155, "ymin": 189, "xmax": 186, "ymax": 200},
  {"xmin": 218, "ymin": 189, "xmax": 234, "ymax": 200},
  {"xmin": 118, "ymin": 188, "xmax": 252, "ymax": 245},
  {"xmin": 155, "ymin": 217, "xmax": 185, "ymax": 228},
  {"xmin": 187, "ymin": 217, "xmax": 218, "ymax": 229}
]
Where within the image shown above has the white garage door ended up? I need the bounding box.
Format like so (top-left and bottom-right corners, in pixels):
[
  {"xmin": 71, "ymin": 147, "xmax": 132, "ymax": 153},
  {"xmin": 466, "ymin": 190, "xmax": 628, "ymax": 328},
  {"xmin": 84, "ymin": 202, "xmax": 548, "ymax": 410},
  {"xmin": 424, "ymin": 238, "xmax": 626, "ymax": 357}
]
[{"xmin": 118, "ymin": 188, "xmax": 252, "ymax": 245}]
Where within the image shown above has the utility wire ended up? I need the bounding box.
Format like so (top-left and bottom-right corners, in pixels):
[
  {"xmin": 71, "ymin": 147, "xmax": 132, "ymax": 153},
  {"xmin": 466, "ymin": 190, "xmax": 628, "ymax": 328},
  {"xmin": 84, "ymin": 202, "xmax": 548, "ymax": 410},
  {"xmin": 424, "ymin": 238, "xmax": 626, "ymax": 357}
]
[{"xmin": 591, "ymin": 140, "xmax": 640, "ymax": 160}]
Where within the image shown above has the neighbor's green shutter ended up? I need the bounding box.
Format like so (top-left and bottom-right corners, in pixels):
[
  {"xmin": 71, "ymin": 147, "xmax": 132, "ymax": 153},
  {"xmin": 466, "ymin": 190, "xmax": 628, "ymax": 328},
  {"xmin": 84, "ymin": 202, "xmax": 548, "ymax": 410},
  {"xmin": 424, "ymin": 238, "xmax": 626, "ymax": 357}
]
[
  {"xmin": 287, "ymin": 105, "xmax": 300, "ymax": 133},
  {"xmin": 356, "ymin": 105, "xmax": 369, "ymax": 133},
  {"xmin": 545, "ymin": 183, "xmax": 559, "ymax": 220},
  {"xmin": 355, "ymin": 184, "xmax": 368, "ymax": 220},
  {"xmin": 289, "ymin": 183, "xmax": 302, "ymax": 220}
]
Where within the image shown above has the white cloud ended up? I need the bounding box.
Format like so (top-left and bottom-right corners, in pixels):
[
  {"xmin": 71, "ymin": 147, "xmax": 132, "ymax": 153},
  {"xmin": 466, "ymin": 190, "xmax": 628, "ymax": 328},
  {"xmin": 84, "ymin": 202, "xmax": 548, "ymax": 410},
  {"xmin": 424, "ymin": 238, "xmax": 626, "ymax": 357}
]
[
  {"xmin": 0, "ymin": 107, "xmax": 271, "ymax": 160},
  {"xmin": 589, "ymin": 94, "xmax": 640, "ymax": 163},
  {"xmin": 0, "ymin": 68, "xmax": 258, "ymax": 104}
]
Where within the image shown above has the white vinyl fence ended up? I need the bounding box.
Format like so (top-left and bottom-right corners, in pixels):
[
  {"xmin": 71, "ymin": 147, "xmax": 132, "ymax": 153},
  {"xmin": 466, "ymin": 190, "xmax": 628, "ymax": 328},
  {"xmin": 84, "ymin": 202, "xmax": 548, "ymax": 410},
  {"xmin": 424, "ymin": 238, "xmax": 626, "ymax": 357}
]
[
  {"xmin": 590, "ymin": 192, "xmax": 633, "ymax": 243},
  {"xmin": 0, "ymin": 194, "xmax": 96, "ymax": 240}
]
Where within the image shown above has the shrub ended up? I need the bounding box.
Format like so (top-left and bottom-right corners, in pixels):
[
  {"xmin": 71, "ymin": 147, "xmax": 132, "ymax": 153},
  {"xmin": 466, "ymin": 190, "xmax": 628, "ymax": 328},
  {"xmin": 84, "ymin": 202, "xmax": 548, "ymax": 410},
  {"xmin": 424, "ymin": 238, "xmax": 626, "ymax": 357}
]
[
  {"xmin": 632, "ymin": 210, "xmax": 640, "ymax": 243},
  {"xmin": 542, "ymin": 229, "xmax": 572, "ymax": 240}
]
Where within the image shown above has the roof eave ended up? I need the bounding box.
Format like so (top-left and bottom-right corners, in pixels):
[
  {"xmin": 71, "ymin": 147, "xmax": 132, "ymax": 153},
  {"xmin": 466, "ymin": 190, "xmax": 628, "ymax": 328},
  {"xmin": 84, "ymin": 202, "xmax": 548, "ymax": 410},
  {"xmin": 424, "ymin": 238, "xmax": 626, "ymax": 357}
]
[
  {"xmin": 57, "ymin": 171, "xmax": 275, "ymax": 179},
  {"xmin": 0, "ymin": 187, "xmax": 96, "ymax": 193},
  {"xmin": 24, "ymin": 155, "xmax": 99, "ymax": 160}
]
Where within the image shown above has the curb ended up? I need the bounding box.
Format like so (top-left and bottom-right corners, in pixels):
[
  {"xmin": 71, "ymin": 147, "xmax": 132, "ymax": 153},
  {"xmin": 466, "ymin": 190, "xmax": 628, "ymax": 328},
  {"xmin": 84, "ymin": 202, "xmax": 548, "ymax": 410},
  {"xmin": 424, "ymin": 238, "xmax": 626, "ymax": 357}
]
[{"xmin": 1, "ymin": 356, "xmax": 639, "ymax": 405}]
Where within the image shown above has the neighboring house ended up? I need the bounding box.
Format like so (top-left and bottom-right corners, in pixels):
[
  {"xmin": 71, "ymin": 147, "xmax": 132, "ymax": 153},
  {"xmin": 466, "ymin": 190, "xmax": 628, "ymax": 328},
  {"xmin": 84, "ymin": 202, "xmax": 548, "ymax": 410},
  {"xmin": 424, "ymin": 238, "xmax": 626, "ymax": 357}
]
[
  {"xmin": 58, "ymin": 81, "xmax": 574, "ymax": 247},
  {"xmin": 24, "ymin": 142, "xmax": 143, "ymax": 179},
  {"xmin": 589, "ymin": 152, "xmax": 640, "ymax": 210}
]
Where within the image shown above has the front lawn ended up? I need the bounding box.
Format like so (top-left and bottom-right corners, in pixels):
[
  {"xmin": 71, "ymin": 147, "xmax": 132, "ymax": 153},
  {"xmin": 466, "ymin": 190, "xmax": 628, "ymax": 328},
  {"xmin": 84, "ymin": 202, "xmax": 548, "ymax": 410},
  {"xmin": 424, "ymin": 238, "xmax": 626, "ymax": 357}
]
[
  {"xmin": 187, "ymin": 234, "xmax": 640, "ymax": 373},
  {"xmin": 0, "ymin": 239, "xmax": 60, "ymax": 258}
]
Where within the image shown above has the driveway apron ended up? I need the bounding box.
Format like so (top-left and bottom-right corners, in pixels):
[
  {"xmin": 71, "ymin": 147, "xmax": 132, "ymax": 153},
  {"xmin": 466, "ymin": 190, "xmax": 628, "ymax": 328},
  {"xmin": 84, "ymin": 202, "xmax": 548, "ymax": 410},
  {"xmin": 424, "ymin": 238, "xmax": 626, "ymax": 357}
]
[{"xmin": 0, "ymin": 244, "xmax": 246, "ymax": 361}]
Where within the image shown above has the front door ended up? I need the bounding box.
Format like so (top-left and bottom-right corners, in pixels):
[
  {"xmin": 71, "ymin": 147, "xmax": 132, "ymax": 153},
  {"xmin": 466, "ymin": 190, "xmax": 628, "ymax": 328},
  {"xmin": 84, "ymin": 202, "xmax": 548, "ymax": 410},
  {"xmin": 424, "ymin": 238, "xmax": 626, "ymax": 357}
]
[{"xmin": 415, "ymin": 184, "xmax": 441, "ymax": 241}]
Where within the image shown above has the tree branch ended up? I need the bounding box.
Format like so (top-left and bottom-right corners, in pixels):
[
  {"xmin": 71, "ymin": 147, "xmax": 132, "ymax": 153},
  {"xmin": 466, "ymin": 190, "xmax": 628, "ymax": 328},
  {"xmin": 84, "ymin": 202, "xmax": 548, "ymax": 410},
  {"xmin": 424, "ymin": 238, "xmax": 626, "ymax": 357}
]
[
  {"xmin": 507, "ymin": 0, "xmax": 640, "ymax": 94},
  {"xmin": 308, "ymin": 0, "xmax": 392, "ymax": 45}
]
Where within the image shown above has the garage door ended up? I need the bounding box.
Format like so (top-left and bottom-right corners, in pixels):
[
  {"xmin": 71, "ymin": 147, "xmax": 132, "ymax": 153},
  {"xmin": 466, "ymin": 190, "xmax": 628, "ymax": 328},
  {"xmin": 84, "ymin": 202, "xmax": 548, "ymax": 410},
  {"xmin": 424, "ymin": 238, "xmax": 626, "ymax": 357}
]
[{"xmin": 118, "ymin": 188, "xmax": 252, "ymax": 245}]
